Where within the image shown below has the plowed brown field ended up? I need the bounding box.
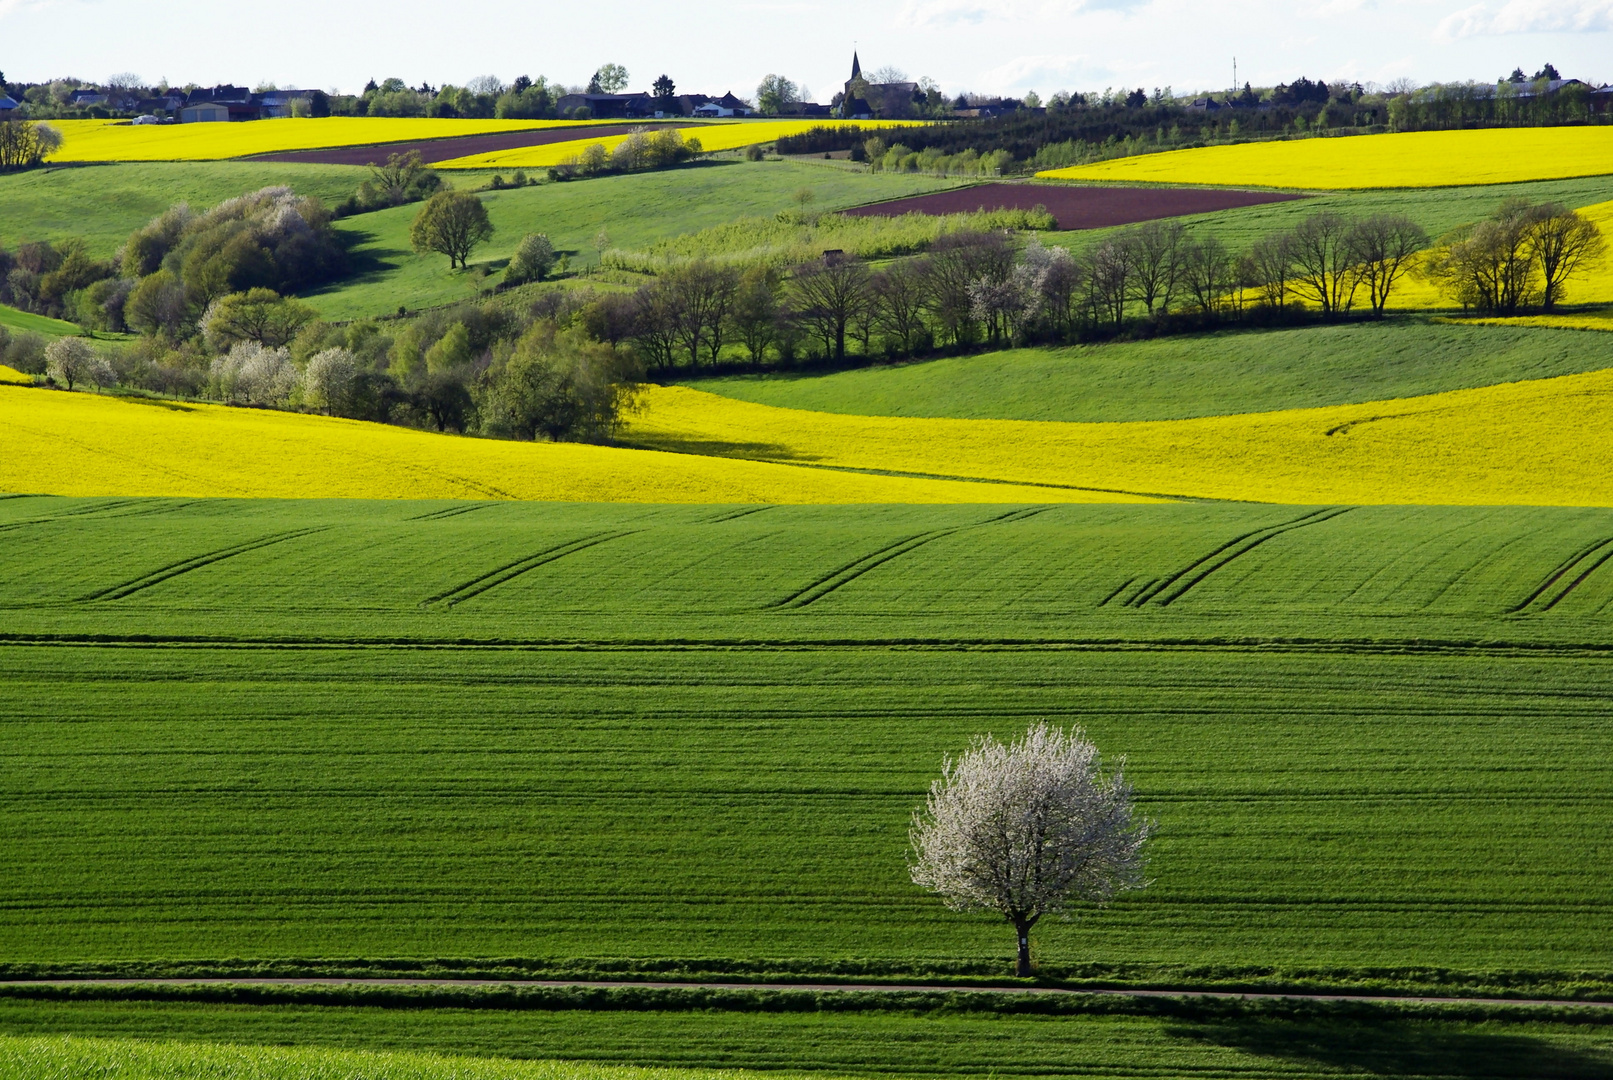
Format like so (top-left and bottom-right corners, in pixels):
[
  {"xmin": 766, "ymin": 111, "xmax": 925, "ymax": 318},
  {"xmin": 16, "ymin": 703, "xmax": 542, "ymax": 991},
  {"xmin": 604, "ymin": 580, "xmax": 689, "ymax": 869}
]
[{"xmin": 840, "ymin": 182, "xmax": 1304, "ymax": 230}]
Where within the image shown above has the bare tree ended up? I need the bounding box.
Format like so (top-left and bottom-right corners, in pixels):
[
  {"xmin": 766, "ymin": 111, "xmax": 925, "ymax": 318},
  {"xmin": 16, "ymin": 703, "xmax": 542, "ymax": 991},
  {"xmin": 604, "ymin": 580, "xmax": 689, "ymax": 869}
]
[
  {"xmin": 1246, "ymin": 232, "xmax": 1295, "ymax": 310},
  {"xmin": 1425, "ymin": 202, "xmax": 1538, "ymax": 314},
  {"xmin": 1527, "ymin": 205, "xmax": 1605, "ymax": 311},
  {"xmin": 1288, "ymin": 211, "xmax": 1358, "ymax": 315},
  {"xmin": 1347, "ymin": 214, "xmax": 1429, "ymax": 316},
  {"xmin": 44, "ymin": 337, "xmax": 113, "ymax": 392},
  {"xmin": 910, "ymin": 722, "xmax": 1153, "ymax": 978},
  {"xmin": 1179, "ymin": 236, "xmax": 1237, "ymax": 318},
  {"xmin": 1122, "ymin": 220, "xmax": 1185, "ymax": 316},
  {"xmin": 731, "ymin": 266, "xmax": 784, "ymax": 364},
  {"xmin": 792, "ymin": 254, "xmax": 872, "ymax": 361},
  {"xmin": 663, "ymin": 261, "xmax": 739, "ymax": 366},
  {"xmin": 924, "ymin": 231, "xmax": 1012, "ymax": 346},
  {"xmin": 872, "ymin": 258, "xmax": 932, "ymax": 357},
  {"xmin": 1088, "ymin": 235, "xmax": 1132, "ymax": 330}
]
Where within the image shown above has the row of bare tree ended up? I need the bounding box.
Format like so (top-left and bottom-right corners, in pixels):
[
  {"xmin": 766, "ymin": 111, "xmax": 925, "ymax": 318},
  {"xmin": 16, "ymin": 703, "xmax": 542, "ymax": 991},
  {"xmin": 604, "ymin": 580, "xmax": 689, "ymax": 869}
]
[
  {"xmin": 578, "ymin": 213, "xmax": 1448, "ymax": 370},
  {"xmin": 570, "ymin": 200, "xmax": 1599, "ymax": 371}
]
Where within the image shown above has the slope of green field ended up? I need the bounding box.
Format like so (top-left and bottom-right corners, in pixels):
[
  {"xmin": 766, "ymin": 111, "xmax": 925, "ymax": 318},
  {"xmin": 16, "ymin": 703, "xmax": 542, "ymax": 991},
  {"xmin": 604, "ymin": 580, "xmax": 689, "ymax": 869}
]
[
  {"xmin": 2, "ymin": 1001, "xmax": 1610, "ymax": 1080},
  {"xmin": 311, "ymin": 161, "xmax": 965, "ymax": 319},
  {"xmin": 0, "ymin": 304, "xmax": 78, "ymax": 338},
  {"xmin": 3, "ymin": 498, "xmax": 1612, "ymax": 977},
  {"xmin": 687, "ymin": 320, "xmax": 1613, "ymax": 422},
  {"xmin": 0, "ymin": 162, "xmax": 365, "ymax": 258}
]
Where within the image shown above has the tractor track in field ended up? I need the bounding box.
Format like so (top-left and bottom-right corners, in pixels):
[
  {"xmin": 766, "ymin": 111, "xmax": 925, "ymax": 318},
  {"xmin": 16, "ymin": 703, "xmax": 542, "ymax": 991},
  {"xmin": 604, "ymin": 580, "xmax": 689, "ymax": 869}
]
[
  {"xmin": 77, "ymin": 528, "xmax": 330, "ymax": 602},
  {"xmin": 423, "ymin": 530, "xmax": 641, "ymax": 608},
  {"xmin": 1510, "ymin": 536, "xmax": 1613, "ymax": 614},
  {"xmin": 1127, "ymin": 508, "xmax": 1354, "ymax": 608},
  {"xmin": 768, "ymin": 506, "xmax": 1054, "ymax": 610},
  {"xmin": 0, "ymin": 977, "xmax": 1608, "ymax": 1011}
]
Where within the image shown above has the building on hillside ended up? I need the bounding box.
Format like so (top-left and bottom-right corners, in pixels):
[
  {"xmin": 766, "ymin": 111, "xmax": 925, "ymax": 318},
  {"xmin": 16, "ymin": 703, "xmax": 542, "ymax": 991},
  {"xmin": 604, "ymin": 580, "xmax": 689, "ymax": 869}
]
[
  {"xmin": 775, "ymin": 100, "xmax": 833, "ymax": 118},
  {"xmin": 68, "ymin": 89, "xmax": 107, "ymax": 107},
  {"xmin": 555, "ymin": 91, "xmax": 657, "ymax": 119},
  {"xmin": 691, "ymin": 92, "xmax": 755, "ymax": 117},
  {"xmin": 0, "ymin": 96, "xmax": 18, "ymax": 113},
  {"xmin": 841, "ymin": 53, "xmax": 920, "ymax": 119}
]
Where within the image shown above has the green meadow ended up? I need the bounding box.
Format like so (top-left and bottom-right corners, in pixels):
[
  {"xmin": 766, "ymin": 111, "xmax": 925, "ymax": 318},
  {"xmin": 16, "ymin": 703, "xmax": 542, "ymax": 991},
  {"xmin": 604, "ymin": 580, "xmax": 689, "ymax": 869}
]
[
  {"xmin": 3, "ymin": 497, "xmax": 1612, "ymax": 985},
  {"xmin": 685, "ymin": 319, "xmax": 1613, "ymax": 421},
  {"xmin": 311, "ymin": 160, "xmax": 965, "ymax": 318}
]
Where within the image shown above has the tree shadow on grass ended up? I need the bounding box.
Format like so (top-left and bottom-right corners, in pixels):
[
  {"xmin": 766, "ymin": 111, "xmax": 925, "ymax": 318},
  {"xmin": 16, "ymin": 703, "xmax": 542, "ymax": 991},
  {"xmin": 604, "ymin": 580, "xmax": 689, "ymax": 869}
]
[
  {"xmin": 615, "ymin": 435, "xmax": 819, "ymax": 462},
  {"xmin": 1166, "ymin": 1017, "xmax": 1613, "ymax": 1079}
]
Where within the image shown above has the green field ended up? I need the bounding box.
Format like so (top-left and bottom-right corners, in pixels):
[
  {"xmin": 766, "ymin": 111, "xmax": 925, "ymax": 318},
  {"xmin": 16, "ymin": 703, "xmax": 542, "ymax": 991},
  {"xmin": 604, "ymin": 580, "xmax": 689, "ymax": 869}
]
[
  {"xmin": 311, "ymin": 161, "xmax": 965, "ymax": 319},
  {"xmin": 0, "ymin": 162, "xmax": 365, "ymax": 258},
  {"xmin": 3, "ymin": 497, "xmax": 1612, "ymax": 979},
  {"xmin": 2, "ymin": 996, "xmax": 1611, "ymax": 1079},
  {"xmin": 686, "ymin": 320, "xmax": 1613, "ymax": 421},
  {"xmin": 0, "ymin": 304, "xmax": 79, "ymax": 338}
]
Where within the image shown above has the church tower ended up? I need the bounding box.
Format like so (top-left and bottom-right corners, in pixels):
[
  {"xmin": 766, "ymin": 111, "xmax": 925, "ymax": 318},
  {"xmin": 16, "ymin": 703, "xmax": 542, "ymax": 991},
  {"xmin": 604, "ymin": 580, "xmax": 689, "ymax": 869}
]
[{"xmin": 850, "ymin": 51, "xmax": 862, "ymax": 81}]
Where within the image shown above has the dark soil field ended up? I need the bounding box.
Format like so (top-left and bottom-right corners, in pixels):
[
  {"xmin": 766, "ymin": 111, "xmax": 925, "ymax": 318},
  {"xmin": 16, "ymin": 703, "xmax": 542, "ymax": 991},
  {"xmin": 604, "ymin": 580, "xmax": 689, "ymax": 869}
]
[
  {"xmin": 250, "ymin": 124, "xmax": 692, "ymax": 165},
  {"xmin": 840, "ymin": 182, "xmax": 1306, "ymax": 230}
]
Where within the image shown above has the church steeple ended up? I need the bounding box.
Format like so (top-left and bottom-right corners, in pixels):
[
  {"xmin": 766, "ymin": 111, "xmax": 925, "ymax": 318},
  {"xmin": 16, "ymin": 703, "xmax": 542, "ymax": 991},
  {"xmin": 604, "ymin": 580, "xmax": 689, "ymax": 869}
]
[{"xmin": 850, "ymin": 51, "xmax": 862, "ymax": 80}]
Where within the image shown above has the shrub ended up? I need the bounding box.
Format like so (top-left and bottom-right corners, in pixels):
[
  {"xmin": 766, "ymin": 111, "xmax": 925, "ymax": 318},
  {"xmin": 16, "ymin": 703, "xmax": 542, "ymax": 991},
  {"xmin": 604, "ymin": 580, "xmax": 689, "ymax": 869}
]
[{"xmin": 504, "ymin": 234, "xmax": 557, "ymax": 287}]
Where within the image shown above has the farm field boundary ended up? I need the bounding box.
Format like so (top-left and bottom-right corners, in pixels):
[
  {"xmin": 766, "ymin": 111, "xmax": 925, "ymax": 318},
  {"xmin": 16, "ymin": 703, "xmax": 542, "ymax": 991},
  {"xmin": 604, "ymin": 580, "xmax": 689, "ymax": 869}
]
[
  {"xmin": 4, "ymin": 978, "xmax": 1613, "ymax": 1010},
  {"xmin": 839, "ymin": 182, "xmax": 1306, "ymax": 229}
]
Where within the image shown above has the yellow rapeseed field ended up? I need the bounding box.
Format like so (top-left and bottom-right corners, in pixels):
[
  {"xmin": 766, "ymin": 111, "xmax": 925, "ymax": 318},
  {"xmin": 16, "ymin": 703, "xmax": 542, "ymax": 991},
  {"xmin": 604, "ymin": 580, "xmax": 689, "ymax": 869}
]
[
  {"xmin": 1438, "ymin": 313, "xmax": 1613, "ymax": 332},
  {"xmin": 1036, "ymin": 127, "xmax": 1613, "ymax": 189},
  {"xmin": 0, "ymin": 385, "xmax": 1135, "ymax": 504},
  {"xmin": 626, "ymin": 376, "xmax": 1613, "ymax": 506},
  {"xmin": 0, "ymin": 366, "xmax": 30, "ymax": 385},
  {"xmin": 47, "ymin": 118, "xmax": 611, "ymax": 162},
  {"xmin": 432, "ymin": 120, "xmax": 921, "ymax": 169}
]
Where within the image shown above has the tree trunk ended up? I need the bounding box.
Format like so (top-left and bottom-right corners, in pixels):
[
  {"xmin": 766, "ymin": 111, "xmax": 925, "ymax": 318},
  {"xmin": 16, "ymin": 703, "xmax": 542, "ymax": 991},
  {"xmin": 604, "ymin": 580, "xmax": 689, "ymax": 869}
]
[{"xmin": 1014, "ymin": 919, "xmax": 1033, "ymax": 978}]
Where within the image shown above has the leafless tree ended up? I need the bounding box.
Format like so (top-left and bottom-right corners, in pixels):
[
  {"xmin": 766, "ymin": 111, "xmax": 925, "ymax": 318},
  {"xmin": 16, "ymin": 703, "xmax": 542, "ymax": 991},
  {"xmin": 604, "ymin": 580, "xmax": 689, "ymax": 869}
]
[
  {"xmin": 1347, "ymin": 214, "xmax": 1429, "ymax": 316},
  {"xmin": 731, "ymin": 266, "xmax": 785, "ymax": 364},
  {"xmin": 924, "ymin": 231, "xmax": 1012, "ymax": 346},
  {"xmin": 1037, "ymin": 247, "xmax": 1090, "ymax": 338},
  {"xmin": 1424, "ymin": 201, "xmax": 1539, "ymax": 314},
  {"xmin": 1527, "ymin": 204, "xmax": 1605, "ymax": 311},
  {"xmin": 792, "ymin": 254, "xmax": 872, "ymax": 361},
  {"xmin": 872, "ymin": 258, "xmax": 932, "ymax": 357},
  {"xmin": 627, "ymin": 283, "xmax": 681, "ymax": 371},
  {"xmin": 910, "ymin": 722, "xmax": 1153, "ymax": 978},
  {"xmin": 1089, "ymin": 236, "xmax": 1132, "ymax": 330},
  {"xmin": 1122, "ymin": 220, "xmax": 1185, "ymax": 316},
  {"xmin": 664, "ymin": 261, "xmax": 739, "ymax": 366},
  {"xmin": 1288, "ymin": 211, "xmax": 1358, "ymax": 315},
  {"xmin": 1246, "ymin": 232, "xmax": 1295, "ymax": 310},
  {"xmin": 1179, "ymin": 236, "xmax": 1237, "ymax": 318}
]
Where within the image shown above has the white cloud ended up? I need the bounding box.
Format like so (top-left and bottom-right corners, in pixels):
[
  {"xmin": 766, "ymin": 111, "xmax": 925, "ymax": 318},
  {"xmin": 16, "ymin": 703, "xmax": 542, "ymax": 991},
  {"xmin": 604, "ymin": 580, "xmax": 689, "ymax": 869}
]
[
  {"xmin": 1437, "ymin": 0, "xmax": 1613, "ymax": 38},
  {"xmin": 978, "ymin": 53, "xmax": 1106, "ymax": 90},
  {"xmin": 897, "ymin": 0, "xmax": 995, "ymax": 25}
]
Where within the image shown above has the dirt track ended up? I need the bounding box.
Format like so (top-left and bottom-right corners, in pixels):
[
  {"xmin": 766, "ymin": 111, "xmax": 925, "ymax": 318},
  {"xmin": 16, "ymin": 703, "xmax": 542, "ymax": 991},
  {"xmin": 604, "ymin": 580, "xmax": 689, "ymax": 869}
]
[
  {"xmin": 1, "ymin": 978, "xmax": 1607, "ymax": 1009},
  {"xmin": 250, "ymin": 125, "xmax": 688, "ymax": 166},
  {"xmin": 839, "ymin": 183, "xmax": 1306, "ymax": 230}
]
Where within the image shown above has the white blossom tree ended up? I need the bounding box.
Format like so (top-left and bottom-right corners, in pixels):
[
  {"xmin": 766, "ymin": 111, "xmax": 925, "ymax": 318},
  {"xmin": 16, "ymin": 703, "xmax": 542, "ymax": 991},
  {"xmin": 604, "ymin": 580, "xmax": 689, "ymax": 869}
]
[
  {"xmin": 44, "ymin": 337, "xmax": 114, "ymax": 392},
  {"xmin": 910, "ymin": 722, "xmax": 1153, "ymax": 977}
]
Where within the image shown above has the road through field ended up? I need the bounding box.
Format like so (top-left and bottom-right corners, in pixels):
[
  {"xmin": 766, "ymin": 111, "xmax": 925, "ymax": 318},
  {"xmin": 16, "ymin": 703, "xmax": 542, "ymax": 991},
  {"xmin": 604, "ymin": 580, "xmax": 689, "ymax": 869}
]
[{"xmin": 3, "ymin": 979, "xmax": 1610, "ymax": 1010}]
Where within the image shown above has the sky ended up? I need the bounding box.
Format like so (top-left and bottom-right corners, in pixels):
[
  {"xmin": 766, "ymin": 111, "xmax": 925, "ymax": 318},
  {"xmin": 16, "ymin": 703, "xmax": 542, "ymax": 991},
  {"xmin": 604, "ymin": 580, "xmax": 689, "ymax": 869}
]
[{"xmin": 3, "ymin": 0, "xmax": 1610, "ymax": 100}]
